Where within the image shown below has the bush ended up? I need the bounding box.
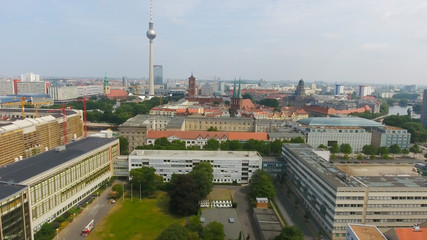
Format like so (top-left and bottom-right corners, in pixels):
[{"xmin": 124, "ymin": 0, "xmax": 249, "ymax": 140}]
[
  {"xmin": 111, "ymin": 184, "xmax": 124, "ymax": 200},
  {"xmin": 232, "ymin": 202, "xmax": 238, "ymax": 208},
  {"xmin": 357, "ymin": 154, "xmax": 363, "ymax": 160},
  {"xmin": 370, "ymin": 155, "xmax": 376, "ymax": 160}
]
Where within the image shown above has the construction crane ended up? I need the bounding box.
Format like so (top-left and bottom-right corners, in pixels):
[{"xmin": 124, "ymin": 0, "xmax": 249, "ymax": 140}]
[
  {"xmin": 0, "ymin": 97, "xmax": 51, "ymax": 118},
  {"xmin": 76, "ymin": 97, "xmax": 88, "ymax": 137},
  {"xmin": 128, "ymin": 84, "xmax": 140, "ymax": 104},
  {"xmin": 48, "ymin": 104, "xmax": 67, "ymax": 144}
]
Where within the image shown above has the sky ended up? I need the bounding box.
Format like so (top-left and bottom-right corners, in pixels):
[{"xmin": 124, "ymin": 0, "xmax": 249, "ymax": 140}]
[{"xmin": 1, "ymin": 0, "xmax": 427, "ymax": 85}]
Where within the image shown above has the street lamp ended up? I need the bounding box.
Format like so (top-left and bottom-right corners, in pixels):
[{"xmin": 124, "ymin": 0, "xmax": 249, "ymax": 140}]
[
  {"xmin": 139, "ymin": 181, "xmax": 141, "ymax": 202},
  {"xmin": 56, "ymin": 228, "xmax": 59, "ymax": 239}
]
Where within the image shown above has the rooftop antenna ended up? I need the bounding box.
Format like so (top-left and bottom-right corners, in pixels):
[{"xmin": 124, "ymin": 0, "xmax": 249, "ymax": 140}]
[{"xmin": 150, "ymin": 0, "xmax": 153, "ymax": 23}]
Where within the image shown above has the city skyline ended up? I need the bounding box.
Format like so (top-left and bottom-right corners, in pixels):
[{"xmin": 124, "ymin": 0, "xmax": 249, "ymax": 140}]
[{"xmin": 1, "ymin": 1, "xmax": 427, "ymax": 85}]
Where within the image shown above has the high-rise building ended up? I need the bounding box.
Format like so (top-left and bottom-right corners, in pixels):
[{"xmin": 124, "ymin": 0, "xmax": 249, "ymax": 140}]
[
  {"xmin": 154, "ymin": 65, "xmax": 163, "ymax": 85},
  {"xmin": 122, "ymin": 76, "xmax": 128, "ymax": 88},
  {"xmin": 335, "ymin": 84, "xmax": 344, "ymax": 95},
  {"xmin": 146, "ymin": 0, "xmax": 156, "ymax": 96},
  {"xmin": 21, "ymin": 73, "xmax": 40, "ymax": 82},
  {"xmin": 421, "ymin": 89, "xmax": 427, "ymax": 128},
  {"xmin": 358, "ymin": 85, "xmax": 373, "ymax": 97}
]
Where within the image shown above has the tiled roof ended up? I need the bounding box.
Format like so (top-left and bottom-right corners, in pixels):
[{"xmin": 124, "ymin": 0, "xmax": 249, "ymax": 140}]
[
  {"xmin": 147, "ymin": 130, "xmax": 268, "ymax": 141},
  {"xmin": 395, "ymin": 228, "xmax": 427, "ymax": 240},
  {"xmin": 107, "ymin": 89, "xmax": 127, "ymax": 98}
]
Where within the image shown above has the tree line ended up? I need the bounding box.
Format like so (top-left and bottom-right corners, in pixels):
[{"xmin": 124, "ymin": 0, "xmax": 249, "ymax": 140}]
[{"xmin": 383, "ymin": 115, "xmax": 427, "ymax": 143}]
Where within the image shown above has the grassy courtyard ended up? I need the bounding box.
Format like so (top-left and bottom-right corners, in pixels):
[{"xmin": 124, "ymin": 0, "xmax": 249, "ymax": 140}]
[{"xmin": 87, "ymin": 191, "xmax": 186, "ymax": 240}]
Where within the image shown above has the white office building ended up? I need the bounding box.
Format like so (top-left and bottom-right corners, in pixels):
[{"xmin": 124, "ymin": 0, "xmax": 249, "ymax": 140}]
[
  {"xmin": 283, "ymin": 144, "xmax": 427, "ymax": 240},
  {"xmin": 128, "ymin": 150, "xmax": 262, "ymax": 183}
]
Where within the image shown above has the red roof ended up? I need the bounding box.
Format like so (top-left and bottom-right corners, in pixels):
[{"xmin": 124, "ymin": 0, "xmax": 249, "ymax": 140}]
[
  {"xmin": 147, "ymin": 130, "xmax": 268, "ymax": 141},
  {"xmin": 303, "ymin": 105, "xmax": 371, "ymax": 115},
  {"xmin": 395, "ymin": 228, "xmax": 427, "ymax": 240},
  {"xmin": 106, "ymin": 89, "xmax": 127, "ymax": 98}
]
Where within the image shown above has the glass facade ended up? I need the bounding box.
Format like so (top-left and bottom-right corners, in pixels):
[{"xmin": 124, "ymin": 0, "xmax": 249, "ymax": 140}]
[{"xmin": 1, "ymin": 190, "xmax": 31, "ymax": 240}]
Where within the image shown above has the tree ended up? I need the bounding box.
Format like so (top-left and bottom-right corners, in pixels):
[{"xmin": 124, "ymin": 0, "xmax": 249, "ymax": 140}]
[
  {"xmin": 207, "ymin": 126, "xmax": 218, "ymax": 131},
  {"xmin": 34, "ymin": 223, "xmax": 56, "ymax": 240},
  {"xmin": 204, "ymin": 139, "xmax": 220, "ymax": 150},
  {"xmin": 339, "ymin": 143, "xmax": 352, "ymax": 155},
  {"xmin": 203, "ymin": 221, "xmax": 225, "ymax": 240},
  {"xmin": 189, "ymin": 162, "xmax": 214, "ymax": 198},
  {"xmin": 273, "ymin": 226, "xmax": 304, "ymax": 240},
  {"xmin": 270, "ymin": 139, "xmax": 284, "ymax": 156},
  {"xmin": 242, "ymin": 93, "xmax": 253, "ymax": 100},
  {"xmin": 362, "ymin": 144, "xmax": 376, "ymax": 156},
  {"xmin": 398, "ymin": 98, "xmax": 408, "ymax": 107},
  {"xmin": 186, "ymin": 215, "xmax": 203, "ymax": 237},
  {"xmin": 129, "ymin": 167, "xmax": 163, "ymax": 197},
  {"xmin": 290, "ymin": 137, "xmax": 305, "ymax": 143},
  {"xmin": 389, "ymin": 144, "xmax": 401, "ymax": 157},
  {"xmin": 224, "ymin": 100, "xmax": 230, "ymax": 105},
  {"xmin": 250, "ymin": 169, "xmax": 276, "ymax": 199},
  {"xmin": 377, "ymin": 146, "xmax": 389, "ymax": 157},
  {"xmin": 329, "ymin": 143, "xmax": 340, "ymax": 154},
  {"xmin": 259, "ymin": 98, "xmax": 279, "ymax": 108},
  {"xmin": 318, "ymin": 144, "xmax": 328, "ymax": 149},
  {"xmin": 402, "ymin": 148, "xmax": 410, "ymax": 155},
  {"xmin": 169, "ymin": 174, "xmax": 201, "ymax": 216},
  {"xmin": 410, "ymin": 144, "xmax": 422, "ymax": 157},
  {"xmin": 413, "ymin": 103, "xmax": 422, "ymax": 114},
  {"xmin": 119, "ymin": 137, "xmax": 129, "ymax": 155},
  {"xmin": 156, "ymin": 224, "xmax": 192, "ymax": 240},
  {"xmin": 110, "ymin": 184, "xmax": 123, "ymax": 200}
]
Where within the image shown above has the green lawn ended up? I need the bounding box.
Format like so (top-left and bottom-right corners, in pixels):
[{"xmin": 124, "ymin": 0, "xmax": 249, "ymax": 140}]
[{"xmin": 87, "ymin": 192, "xmax": 186, "ymax": 240}]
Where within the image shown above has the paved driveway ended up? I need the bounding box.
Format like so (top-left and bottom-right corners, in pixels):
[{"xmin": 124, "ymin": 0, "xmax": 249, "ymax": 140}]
[
  {"xmin": 232, "ymin": 185, "xmax": 262, "ymax": 240},
  {"xmin": 57, "ymin": 185, "xmax": 116, "ymax": 240}
]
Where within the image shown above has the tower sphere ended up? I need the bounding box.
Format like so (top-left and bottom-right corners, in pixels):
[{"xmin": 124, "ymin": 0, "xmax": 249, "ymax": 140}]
[{"xmin": 146, "ymin": 29, "xmax": 156, "ymax": 39}]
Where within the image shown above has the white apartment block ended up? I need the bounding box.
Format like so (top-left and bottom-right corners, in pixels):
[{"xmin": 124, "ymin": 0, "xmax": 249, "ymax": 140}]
[
  {"xmin": 17, "ymin": 81, "xmax": 48, "ymax": 95},
  {"xmin": 0, "ymin": 80, "xmax": 14, "ymax": 95},
  {"xmin": 283, "ymin": 144, "xmax": 427, "ymax": 240},
  {"xmin": 48, "ymin": 86, "xmax": 78, "ymax": 101},
  {"xmin": 77, "ymin": 85, "xmax": 103, "ymax": 97},
  {"xmin": 306, "ymin": 126, "xmax": 371, "ymax": 152},
  {"xmin": 128, "ymin": 150, "xmax": 262, "ymax": 183},
  {"xmin": 21, "ymin": 73, "xmax": 40, "ymax": 82},
  {"xmin": 0, "ymin": 137, "xmax": 119, "ymax": 235}
]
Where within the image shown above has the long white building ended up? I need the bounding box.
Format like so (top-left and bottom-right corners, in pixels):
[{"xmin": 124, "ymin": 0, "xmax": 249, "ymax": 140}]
[
  {"xmin": 282, "ymin": 144, "xmax": 427, "ymax": 240},
  {"xmin": 0, "ymin": 136, "xmax": 119, "ymax": 237},
  {"xmin": 128, "ymin": 150, "xmax": 262, "ymax": 183}
]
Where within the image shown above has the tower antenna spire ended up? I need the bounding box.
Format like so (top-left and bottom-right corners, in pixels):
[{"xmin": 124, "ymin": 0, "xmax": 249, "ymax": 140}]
[{"xmin": 150, "ymin": 0, "xmax": 153, "ymax": 23}]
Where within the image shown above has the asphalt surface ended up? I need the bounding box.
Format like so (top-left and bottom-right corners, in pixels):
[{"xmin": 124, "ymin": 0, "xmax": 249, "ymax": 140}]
[
  {"xmin": 232, "ymin": 185, "xmax": 262, "ymax": 240},
  {"xmin": 57, "ymin": 185, "xmax": 115, "ymax": 240}
]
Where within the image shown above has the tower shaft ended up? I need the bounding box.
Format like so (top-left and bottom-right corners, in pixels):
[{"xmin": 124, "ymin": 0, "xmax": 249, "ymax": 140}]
[{"xmin": 148, "ymin": 39, "xmax": 154, "ymax": 96}]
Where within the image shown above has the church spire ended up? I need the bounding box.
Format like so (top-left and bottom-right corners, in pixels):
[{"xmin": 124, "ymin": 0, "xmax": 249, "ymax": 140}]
[
  {"xmin": 238, "ymin": 78, "xmax": 242, "ymax": 98},
  {"xmin": 232, "ymin": 77, "xmax": 237, "ymax": 98}
]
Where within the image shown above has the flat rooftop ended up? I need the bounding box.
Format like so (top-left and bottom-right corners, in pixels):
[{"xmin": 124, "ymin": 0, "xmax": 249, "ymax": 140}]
[
  {"xmin": 0, "ymin": 137, "xmax": 117, "ymax": 184},
  {"xmin": 0, "ymin": 182, "xmax": 27, "ymax": 201},
  {"xmin": 298, "ymin": 117, "xmax": 383, "ymax": 127},
  {"xmin": 130, "ymin": 150, "xmax": 261, "ymax": 159},
  {"xmin": 253, "ymin": 208, "xmax": 282, "ymax": 240},
  {"xmin": 349, "ymin": 224, "xmax": 386, "ymax": 240},
  {"xmin": 284, "ymin": 144, "xmax": 427, "ymax": 189}
]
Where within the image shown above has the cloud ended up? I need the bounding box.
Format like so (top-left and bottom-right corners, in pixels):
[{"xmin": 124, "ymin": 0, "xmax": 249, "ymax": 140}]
[
  {"xmin": 360, "ymin": 42, "xmax": 389, "ymax": 51},
  {"xmin": 322, "ymin": 33, "xmax": 341, "ymax": 40}
]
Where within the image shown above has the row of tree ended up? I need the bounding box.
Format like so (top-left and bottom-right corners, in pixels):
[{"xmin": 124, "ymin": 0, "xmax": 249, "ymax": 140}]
[
  {"xmin": 136, "ymin": 137, "xmax": 305, "ymax": 157},
  {"xmin": 157, "ymin": 218, "xmax": 224, "ymax": 240}
]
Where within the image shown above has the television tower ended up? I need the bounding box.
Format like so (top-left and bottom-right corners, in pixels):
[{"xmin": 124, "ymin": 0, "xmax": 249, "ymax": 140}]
[{"xmin": 146, "ymin": 0, "xmax": 156, "ymax": 96}]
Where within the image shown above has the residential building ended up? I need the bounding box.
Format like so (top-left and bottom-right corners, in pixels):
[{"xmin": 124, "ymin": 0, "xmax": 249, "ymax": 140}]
[
  {"xmin": 154, "ymin": 65, "xmax": 163, "ymax": 85},
  {"xmin": 21, "ymin": 73, "xmax": 40, "ymax": 82},
  {"xmin": 0, "ymin": 80, "xmax": 14, "ymax": 95},
  {"xmin": 0, "ymin": 137, "xmax": 119, "ymax": 236},
  {"xmin": 358, "ymin": 85, "xmax": 373, "ymax": 97},
  {"xmin": 371, "ymin": 126, "xmax": 411, "ymax": 149},
  {"xmin": 17, "ymin": 81, "xmax": 48, "ymax": 95},
  {"xmin": 421, "ymin": 89, "xmax": 427, "ymax": 128},
  {"xmin": 346, "ymin": 224, "xmax": 386, "ymax": 240},
  {"xmin": 283, "ymin": 144, "xmax": 427, "ymax": 240},
  {"xmin": 128, "ymin": 150, "xmax": 262, "ymax": 183},
  {"xmin": 48, "ymin": 85, "xmax": 78, "ymax": 101},
  {"xmin": 335, "ymin": 84, "xmax": 344, "ymax": 95}
]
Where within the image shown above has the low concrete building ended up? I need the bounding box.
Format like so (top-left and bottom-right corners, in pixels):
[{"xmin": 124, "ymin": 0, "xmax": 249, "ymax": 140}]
[
  {"xmin": 371, "ymin": 126, "xmax": 411, "ymax": 149},
  {"xmin": 346, "ymin": 224, "xmax": 386, "ymax": 240},
  {"xmin": 128, "ymin": 150, "xmax": 262, "ymax": 183},
  {"xmin": 253, "ymin": 208, "xmax": 283, "ymax": 240}
]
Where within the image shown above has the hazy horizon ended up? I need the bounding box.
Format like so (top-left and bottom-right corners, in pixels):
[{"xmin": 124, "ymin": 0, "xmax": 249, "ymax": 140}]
[{"xmin": 1, "ymin": 1, "xmax": 427, "ymax": 85}]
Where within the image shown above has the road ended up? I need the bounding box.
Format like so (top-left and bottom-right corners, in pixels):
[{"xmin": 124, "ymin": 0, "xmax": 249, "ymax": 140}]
[
  {"xmin": 274, "ymin": 181, "xmax": 325, "ymax": 240},
  {"xmin": 57, "ymin": 185, "xmax": 115, "ymax": 240},
  {"xmin": 232, "ymin": 185, "xmax": 262, "ymax": 240}
]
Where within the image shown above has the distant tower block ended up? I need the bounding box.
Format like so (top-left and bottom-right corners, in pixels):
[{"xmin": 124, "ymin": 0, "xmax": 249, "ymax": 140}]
[
  {"xmin": 146, "ymin": 0, "xmax": 156, "ymax": 96},
  {"xmin": 154, "ymin": 65, "xmax": 163, "ymax": 85},
  {"xmin": 122, "ymin": 76, "xmax": 128, "ymax": 88},
  {"xmin": 188, "ymin": 74, "xmax": 197, "ymax": 97}
]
